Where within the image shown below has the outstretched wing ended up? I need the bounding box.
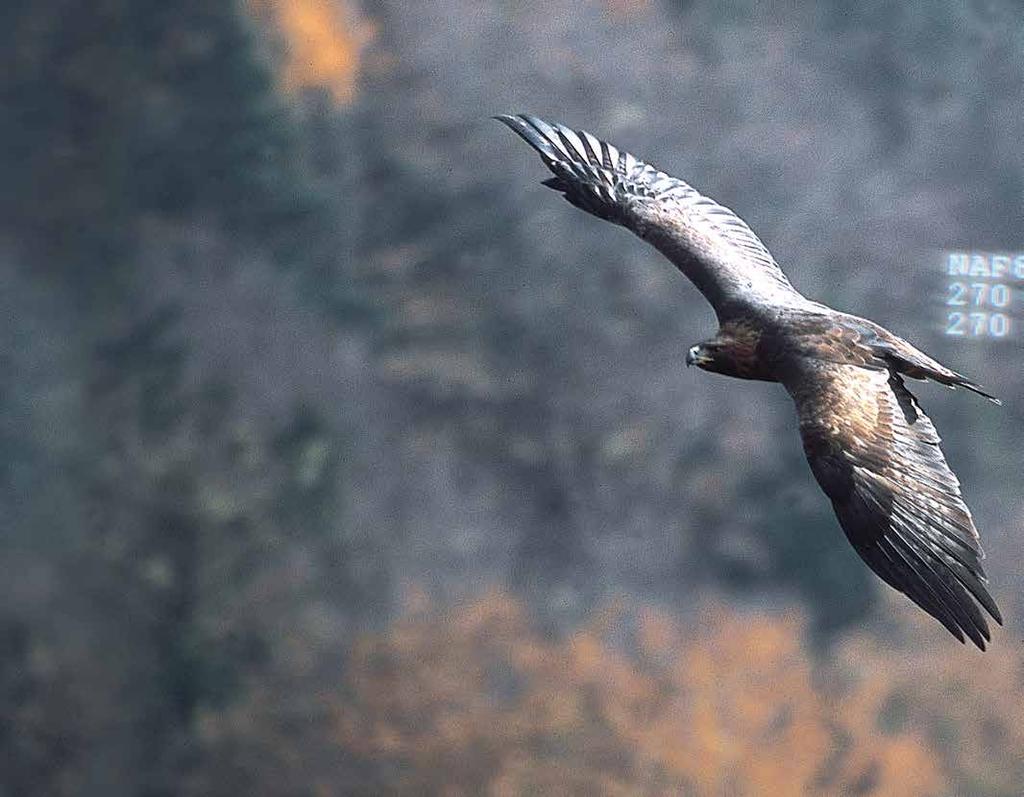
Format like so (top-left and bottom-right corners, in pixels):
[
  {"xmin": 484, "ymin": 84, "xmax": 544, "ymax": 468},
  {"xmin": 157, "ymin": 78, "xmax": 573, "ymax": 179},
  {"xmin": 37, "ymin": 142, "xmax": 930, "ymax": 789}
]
[
  {"xmin": 495, "ymin": 114, "xmax": 808, "ymax": 320},
  {"xmin": 790, "ymin": 361, "xmax": 1002, "ymax": 648}
]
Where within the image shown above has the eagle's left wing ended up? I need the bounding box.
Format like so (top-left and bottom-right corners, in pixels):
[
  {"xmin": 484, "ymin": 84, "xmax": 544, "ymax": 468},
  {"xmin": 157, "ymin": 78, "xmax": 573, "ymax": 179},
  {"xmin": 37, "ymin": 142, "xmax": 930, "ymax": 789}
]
[
  {"xmin": 495, "ymin": 114, "xmax": 808, "ymax": 320},
  {"xmin": 789, "ymin": 361, "xmax": 1002, "ymax": 648}
]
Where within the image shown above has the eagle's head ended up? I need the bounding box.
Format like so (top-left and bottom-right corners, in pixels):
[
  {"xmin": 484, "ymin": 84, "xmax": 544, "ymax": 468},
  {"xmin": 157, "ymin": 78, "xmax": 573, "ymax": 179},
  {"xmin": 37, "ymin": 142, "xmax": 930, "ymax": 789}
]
[
  {"xmin": 685, "ymin": 328, "xmax": 767, "ymax": 380},
  {"xmin": 685, "ymin": 343, "xmax": 717, "ymax": 370}
]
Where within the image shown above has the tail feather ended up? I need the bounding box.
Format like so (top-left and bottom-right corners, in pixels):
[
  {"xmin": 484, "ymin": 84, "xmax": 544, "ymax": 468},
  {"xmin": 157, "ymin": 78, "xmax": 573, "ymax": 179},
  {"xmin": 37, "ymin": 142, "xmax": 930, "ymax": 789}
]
[
  {"xmin": 887, "ymin": 350, "xmax": 1001, "ymax": 405},
  {"xmin": 949, "ymin": 376, "xmax": 1001, "ymax": 404},
  {"xmin": 856, "ymin": 321, "xmax": 1003, "ymax": 405}
]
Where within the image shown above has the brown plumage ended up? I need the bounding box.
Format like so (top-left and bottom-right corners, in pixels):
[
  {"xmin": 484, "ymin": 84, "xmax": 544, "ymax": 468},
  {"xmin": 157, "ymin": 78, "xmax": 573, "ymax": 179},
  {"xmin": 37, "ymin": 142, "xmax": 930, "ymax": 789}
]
[{"xmin": 497, "ymin": 113, "xmax": 1003, "ymax": 649}]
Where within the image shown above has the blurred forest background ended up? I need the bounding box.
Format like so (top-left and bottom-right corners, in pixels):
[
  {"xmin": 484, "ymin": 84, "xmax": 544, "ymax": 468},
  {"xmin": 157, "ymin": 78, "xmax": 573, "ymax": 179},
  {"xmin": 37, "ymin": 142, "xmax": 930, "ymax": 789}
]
[{"xmin": 2, "ymin": 0, "xmax": 1022, "ymax": 794}]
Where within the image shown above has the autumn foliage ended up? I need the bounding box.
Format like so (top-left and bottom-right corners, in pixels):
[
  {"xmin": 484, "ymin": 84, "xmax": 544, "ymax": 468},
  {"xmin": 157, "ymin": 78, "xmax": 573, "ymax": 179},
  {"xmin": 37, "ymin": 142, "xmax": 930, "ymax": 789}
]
[
  {"xmin": 246, "ymin": 0, "xmax": 375, "ymax": 104},
  {"xmin": 335, "ymin": 590, "xmax": 950, "ymax": 796},
  {"xmin": 836, "ymin": 602, "xmax": 1024, "ymax": 797}
]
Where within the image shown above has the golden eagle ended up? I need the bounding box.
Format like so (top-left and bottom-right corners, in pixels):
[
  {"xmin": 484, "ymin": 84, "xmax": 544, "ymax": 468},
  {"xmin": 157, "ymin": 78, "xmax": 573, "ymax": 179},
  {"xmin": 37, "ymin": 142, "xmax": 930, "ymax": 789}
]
[{"xmin": 497, "ymin": 113, "xmax": 1003, "ymax": 649}]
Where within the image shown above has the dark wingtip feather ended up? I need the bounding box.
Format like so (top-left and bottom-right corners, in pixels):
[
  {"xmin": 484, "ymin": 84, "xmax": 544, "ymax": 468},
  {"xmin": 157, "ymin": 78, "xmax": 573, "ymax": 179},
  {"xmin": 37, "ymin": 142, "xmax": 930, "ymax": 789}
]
[
  {"xmin": 959, "ymin": 569, "xmax": 1003, "ymax": 627},
  {"xmin": 988, "ymin": 596, "xmax": 1005, "ymax": 626},
  {"xmin": 492, "ymin": 114, "xmax": 530, "ymax": 133},
  {"xmin": 494, "ymin": 113, "xmax": 630, "ymax": 225},
  {"xmin": 493, "ymin": 113, "xmax": 561, "ymax": 163}
]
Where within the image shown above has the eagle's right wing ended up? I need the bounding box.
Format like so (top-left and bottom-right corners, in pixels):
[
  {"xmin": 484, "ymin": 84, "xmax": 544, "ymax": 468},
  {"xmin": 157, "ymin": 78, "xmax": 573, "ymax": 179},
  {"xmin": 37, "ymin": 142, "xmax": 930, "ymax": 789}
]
[
  {"xmin": 790, "ymin": 361, "xmax": 1002, "ymax": 648},
  {"xmin": 496, "ymin": 114, "xmax": 808, "ymax": 320}
]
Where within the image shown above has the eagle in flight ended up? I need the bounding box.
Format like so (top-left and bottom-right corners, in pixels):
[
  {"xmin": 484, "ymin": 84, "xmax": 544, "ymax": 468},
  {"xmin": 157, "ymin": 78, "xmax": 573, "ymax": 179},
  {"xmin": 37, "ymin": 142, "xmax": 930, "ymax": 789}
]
[{"xmin": 497, "ymin": 113, "xmax": 1003, "ymax": 649}]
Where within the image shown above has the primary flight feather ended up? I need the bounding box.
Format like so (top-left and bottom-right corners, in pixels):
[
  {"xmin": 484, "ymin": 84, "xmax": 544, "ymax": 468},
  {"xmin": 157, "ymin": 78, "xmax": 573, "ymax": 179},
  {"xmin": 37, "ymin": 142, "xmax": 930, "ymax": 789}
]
[{"xmin": 497, "ymin": 113, "xmax": 1002, "ymax": 649}]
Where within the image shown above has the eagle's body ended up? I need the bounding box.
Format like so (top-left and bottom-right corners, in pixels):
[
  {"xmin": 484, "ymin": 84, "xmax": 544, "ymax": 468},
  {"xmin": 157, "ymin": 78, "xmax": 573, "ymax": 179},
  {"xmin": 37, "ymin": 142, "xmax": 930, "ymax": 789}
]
[{"xmin": 498, "ymin": 113, "xmax": 1003, "ymax": 649}]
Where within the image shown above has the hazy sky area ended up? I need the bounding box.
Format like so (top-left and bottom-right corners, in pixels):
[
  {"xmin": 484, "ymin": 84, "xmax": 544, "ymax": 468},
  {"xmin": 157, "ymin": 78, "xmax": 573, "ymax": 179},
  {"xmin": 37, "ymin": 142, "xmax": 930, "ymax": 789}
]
[{"xmin": 2, "ymin": 1, "xmax": 1022, "ymax": 793}]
